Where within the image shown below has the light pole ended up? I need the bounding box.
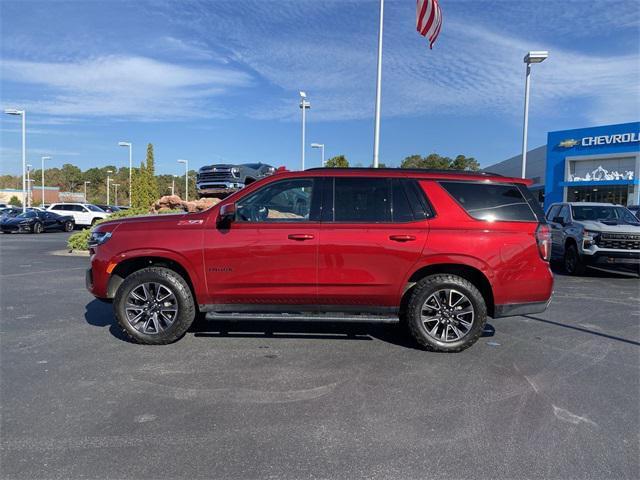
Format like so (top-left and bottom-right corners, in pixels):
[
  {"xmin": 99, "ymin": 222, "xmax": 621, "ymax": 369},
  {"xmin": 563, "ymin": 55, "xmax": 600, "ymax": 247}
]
[
  {"xmin": 26, "ymin": 164, "xmax": 32, "ymax": 207},
  {"xmin": 4, "ymin": 109, "xmax": 26, "ymax": 212},
  {"xmin": 311, "ymin": 143, "xmax": 325, "ymax": 166},
  {"xmin": 372, "ymin": 0, "xmax": 384, "ymax": 169},
  {"xmin": 171, "ymin": 175, "xmax": 179, "ymax": 196},
  {"xmin": 177, "ymin": 159, "xmax": 188, "ymax": 201},
  {"xmin": 299, "ymin": 91, "xmax": 311, "ymax": 171},
  {"xmin": 521, "ymin": 51, "xmax": 548, "ymax": 178},
  {"xmin": 118, "ymin": 141, "xmax": 132, "ymax": 206},
  {"xmin": 106, "ymin": 170, "xmax": 113, "ymax": 205},
  {"xmin": 84, "ymin": 181, "xmax": 91, "ymax": 203},
  {"xmin": 41, "ymin": 156, "xmax": 50, "ymax": 207},
  {"xmin": 113, "ymin": 183, "xmax": 120, "ymax": 207}
]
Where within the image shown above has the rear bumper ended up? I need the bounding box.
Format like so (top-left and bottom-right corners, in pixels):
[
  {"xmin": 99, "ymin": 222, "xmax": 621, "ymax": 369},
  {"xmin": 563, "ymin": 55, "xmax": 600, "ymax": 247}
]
[{"xmin": 493, "ymin": 298, "xmax": 552, "ymax": 318}]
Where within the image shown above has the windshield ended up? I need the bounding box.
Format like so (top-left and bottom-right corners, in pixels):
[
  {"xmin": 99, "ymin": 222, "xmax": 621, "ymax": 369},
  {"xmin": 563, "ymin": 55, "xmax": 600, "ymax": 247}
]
[
  {"xmin": 86, "ymin": 204, "xmax": 105, "ymax": 212},
  {"xmin": 16, "ymin": 211, "xmax": 37, "ymax": 219},
  {"xmin": 571, "ymin": 205, "xmax": 639, "ymax": 224}
]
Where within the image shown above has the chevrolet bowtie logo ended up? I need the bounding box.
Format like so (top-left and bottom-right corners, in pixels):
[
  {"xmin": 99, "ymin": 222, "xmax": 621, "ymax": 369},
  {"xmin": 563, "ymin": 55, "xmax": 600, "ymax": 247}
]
[{"xmin": 558, "ymin": 138, "xmax": 579, "ymax": 148}]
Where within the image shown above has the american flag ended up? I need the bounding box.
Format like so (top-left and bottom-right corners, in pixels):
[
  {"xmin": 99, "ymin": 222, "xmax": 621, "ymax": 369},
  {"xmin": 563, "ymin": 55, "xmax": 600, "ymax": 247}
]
[{"xmin": 416, "ymin": 0, "xmax": 442, "ymax": 49}]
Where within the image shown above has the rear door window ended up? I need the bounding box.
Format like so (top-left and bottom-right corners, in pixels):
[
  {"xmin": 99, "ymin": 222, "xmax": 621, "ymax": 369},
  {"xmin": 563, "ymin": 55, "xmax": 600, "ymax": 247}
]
[
  {"xmin": 439, "ymin": 182, "xmax": 537, "ymax": 222},
  {"xmin": 334, "ymin": 178, "xmax": 391, "ymax": 222}
]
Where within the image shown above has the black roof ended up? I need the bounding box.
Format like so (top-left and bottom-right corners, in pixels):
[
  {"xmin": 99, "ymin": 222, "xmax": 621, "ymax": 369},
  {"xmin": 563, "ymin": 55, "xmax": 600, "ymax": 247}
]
[{"xmin": 304, "ymin": 167, "xmax": 503, "ymax": 176}]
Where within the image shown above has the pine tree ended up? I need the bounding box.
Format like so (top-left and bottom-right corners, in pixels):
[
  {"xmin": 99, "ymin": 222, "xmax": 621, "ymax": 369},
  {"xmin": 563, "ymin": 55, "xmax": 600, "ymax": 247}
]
[{"xmin": 145, "ymin": 143, "xmax": 159, "ymax": 201}]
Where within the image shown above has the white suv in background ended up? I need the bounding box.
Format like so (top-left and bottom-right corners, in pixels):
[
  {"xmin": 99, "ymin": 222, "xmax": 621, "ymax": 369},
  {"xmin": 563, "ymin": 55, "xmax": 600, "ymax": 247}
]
[{"xmin": 47, "ymin": 203, "xmax": 109, "ymax": 227}]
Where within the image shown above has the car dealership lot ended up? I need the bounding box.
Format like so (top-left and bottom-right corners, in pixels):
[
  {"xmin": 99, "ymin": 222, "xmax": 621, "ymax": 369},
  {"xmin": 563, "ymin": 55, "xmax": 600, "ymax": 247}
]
[{"xmin": 1, "ymin": 233, "xmax": 638, "ymax": 479}]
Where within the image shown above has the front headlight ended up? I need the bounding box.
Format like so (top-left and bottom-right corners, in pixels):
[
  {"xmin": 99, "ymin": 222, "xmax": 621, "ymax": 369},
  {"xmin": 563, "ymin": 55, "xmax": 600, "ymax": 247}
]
[
  {"xmin": 231, "ymin": 167, "xmax": 240, "ymax": 175},
  {"xmin": 582, "ymin": 230, "xmax": 598, "ymax": 247},
  {"xmin": 88, "ymin": 231, "xmax": 112, "ymax": 247}
]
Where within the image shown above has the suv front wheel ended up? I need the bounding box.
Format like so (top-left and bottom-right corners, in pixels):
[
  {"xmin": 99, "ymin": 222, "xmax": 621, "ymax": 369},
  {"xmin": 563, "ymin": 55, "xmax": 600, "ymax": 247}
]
[
  {"xmin": 564, "ymin": 243, "xmax": 586, "ymax": 275},
  {"xmin": 114, "ymin": 267, "xmax": 196, "ymax": 344},
  {"xmin": 404, "ymin": 274, "xmax": 487, "ymax": 352}
]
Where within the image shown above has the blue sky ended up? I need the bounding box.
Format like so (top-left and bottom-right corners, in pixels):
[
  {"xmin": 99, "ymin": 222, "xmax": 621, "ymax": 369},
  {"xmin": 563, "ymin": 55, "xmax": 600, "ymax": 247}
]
[{"xmin": 1, "ymin": 0, "xmax": 639, "ymax": 176}]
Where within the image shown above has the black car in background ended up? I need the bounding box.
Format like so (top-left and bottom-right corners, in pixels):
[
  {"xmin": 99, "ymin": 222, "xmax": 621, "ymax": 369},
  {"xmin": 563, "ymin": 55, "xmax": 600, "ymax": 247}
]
[{"xmin": 1, "ymin": 210, "xmax": 75, "ymax": 234}]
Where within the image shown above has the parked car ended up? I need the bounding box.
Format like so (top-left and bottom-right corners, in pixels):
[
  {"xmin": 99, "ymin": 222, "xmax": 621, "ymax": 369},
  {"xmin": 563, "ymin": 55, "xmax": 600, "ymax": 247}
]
[
  {"xmin": 196, "ymin": 163, "xmax": 276, "ymax": 197},
  {"xmin": 87, "ymin": 168, "xmax": 553, "ymax": 351},
  {"xmin": 1, "ymin": 210, "xmax": 75, "ymax": 234},
  {"xmin": 47, "ymin": 203, "xmax": 109, "ymax": 227},
  {"xmin": 627, "ymin": 205, "xmax": 640, "ymax": 221},
  {"xmin": 0, "ymin": 203, "xmax": 8, "ymax": 209},
  {"xmin": 96, "ymin": 205, "xmax": 121, "ymax": 213},
  {"xmin": 546, "ymin": 202, "xmax": 640, "ymax": 275}
]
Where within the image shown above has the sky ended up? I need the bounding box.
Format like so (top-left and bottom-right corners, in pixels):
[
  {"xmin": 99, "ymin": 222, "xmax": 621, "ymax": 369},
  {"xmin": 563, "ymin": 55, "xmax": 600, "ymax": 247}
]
[{"xmin": 1, "ymin": 0, "xmax": 639, "ymax": 176}]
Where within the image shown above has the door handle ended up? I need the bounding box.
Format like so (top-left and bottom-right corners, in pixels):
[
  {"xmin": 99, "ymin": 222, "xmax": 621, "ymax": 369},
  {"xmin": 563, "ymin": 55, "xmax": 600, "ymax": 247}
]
[
  {"xmin": 288, "ymin": 233, "xmax": 315, "ymax": 241},
  {"xmin": 389, "ymin": 235, "xmax": 416, "ymax": 242}
]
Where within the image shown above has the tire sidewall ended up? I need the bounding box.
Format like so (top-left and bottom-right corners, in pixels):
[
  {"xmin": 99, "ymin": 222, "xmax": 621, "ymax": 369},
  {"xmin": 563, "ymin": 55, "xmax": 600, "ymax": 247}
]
[
  {"xmin": 113, "ymin": 268, "xmax": 196, "ymax": 344},
  {"xmin": 33, "ymin": 222, "xmax": 43, "ymax": 234},
  {"xmin": 564, "ymin": 244, "xmax": 583, "ymax": 275},
  {"xmin": 64, "ymin": 221, "xmax": 74, "ymax": 232},
  {"xmin": 407, "ymin": 275, "xmax": 487, "ymax": 352}
]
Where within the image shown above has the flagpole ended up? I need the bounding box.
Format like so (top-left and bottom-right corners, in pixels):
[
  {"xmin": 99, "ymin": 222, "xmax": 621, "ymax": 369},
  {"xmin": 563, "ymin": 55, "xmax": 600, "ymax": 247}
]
[{"xmin": 372, "ymin": 0, "xmax": 384, "ymax": 169}]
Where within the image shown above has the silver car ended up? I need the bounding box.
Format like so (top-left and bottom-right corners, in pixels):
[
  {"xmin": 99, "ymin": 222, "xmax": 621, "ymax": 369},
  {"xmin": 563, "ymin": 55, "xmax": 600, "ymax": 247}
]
[{"xmin": 546, "ymin": 202, "xmax": 640, "ymax": 275}]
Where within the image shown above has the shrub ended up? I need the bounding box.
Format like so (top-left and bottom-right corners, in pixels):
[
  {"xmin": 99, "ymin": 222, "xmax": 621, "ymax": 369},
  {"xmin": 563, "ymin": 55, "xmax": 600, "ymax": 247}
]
[{"xmin": 8, "ymin": 195, "xmax": 22, "ymax": 207}]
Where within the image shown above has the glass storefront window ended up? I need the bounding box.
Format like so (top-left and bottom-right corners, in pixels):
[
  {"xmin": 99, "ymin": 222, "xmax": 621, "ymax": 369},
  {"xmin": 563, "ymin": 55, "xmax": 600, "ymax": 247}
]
[{"xmin": 567, "ymin": 185, "xmax": 630, "ymax": 205}]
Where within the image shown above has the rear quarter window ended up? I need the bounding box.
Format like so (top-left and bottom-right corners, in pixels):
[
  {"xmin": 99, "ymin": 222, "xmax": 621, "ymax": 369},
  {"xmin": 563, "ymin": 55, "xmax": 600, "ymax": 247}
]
[{"xmin": 439, "ymin": 181, "xmax": 537, "ymax": 222}]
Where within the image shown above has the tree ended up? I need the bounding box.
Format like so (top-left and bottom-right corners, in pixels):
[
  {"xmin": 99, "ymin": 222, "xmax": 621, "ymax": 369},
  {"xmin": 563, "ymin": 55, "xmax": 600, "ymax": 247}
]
[
  {"xmin": 400, "ymin": 153, "xmax": 478, "ymax": 170},
  {"xmin": 60, "ymin": 163, "xmax": 83, "ymax": 192},
  {"xmin": 325, "ymin": 155, "xmax": 349, "ymax": 168},
  {"xmin": 450, "ymin": 154, "xmax": 480, "ymax": 171},
  {"xmin": 131, "ymin": 143, "xmax": 159, "ymax": 208},
  {"xmin": 8, "ymin": 195, "xmax": 22, "ymax": 207}
]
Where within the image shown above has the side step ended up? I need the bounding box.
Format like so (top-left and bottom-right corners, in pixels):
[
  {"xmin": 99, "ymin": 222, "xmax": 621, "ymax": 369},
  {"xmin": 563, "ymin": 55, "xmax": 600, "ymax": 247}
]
[{"xmin": 204, "ymin": 312, "xmax": 399, "ymax": 323}]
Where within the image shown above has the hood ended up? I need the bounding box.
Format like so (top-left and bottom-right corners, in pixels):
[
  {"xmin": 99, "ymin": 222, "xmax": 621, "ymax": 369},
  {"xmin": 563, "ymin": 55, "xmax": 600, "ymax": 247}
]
[
  {"xmin": 579, "ymin": 220, "xmax": 640, "ymax": 233},
  {"xmin": 199, "ymin": 164, "xmax": 236, "ymax": 172},
  {"xmin": 1, "ymin": 216, "xmax": 34, "ymax": 225},
  {"xmin": 95, "ymin": 211, "xmax": 208, "ymax": 230}
]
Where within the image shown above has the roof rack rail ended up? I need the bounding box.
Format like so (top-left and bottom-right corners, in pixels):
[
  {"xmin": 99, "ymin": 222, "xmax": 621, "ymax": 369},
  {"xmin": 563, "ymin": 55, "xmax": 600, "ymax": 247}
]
[{"xmin": 304, "ymin": 167, "xmax": 503, "ymax": 176}]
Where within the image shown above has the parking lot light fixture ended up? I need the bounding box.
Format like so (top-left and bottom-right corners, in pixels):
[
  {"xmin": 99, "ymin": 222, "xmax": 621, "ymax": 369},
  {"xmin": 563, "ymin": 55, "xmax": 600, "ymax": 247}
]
[
  {"xmin": 311, "ymin": 143, "xmax": 325, "ymax": 166},
  {"xmin": 26, "ymin": 164, "xmax": 32, "ymax": 207},
  {"xmin": 177, "ymin": 159, "xmax": 188, "ymax": 201},
  {"xmin": 112, "ymin": 183, "xmax": 120, "ymax": 207},
  {"xmin": 4, "ymin": 108, "xmax": 26, "ymax": 213},
  {"xmin": 106, "ymin": 170, "xmax": 113, "ymax": 205},
  {"xmin": 299, "ymin": 92, "xmax": 311, "ymax": 171},
  {"xmin": 41, "ymin": 156, "xmax": 51, "ymax": 207},
  {"xmin": 84, "ymin": 181, "xmax": 91, "ymax": 203},
  {"xmin": 118, "ymin": 142, "xmax": 132, "ymax": 207},
  {"xmin": 521, "ymin": 50, "xmax": 549, "ymax": 178}
]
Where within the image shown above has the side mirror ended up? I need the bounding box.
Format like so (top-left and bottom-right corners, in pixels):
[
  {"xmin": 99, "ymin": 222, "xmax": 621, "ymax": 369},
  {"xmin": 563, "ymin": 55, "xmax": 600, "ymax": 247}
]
[
  {"xmin": 217, "ymin": 203, "xmax": 236, "ymax": 225},
  {"xmin": 552, "ymin": 216, "xmax": 565, "ymax": 226}
]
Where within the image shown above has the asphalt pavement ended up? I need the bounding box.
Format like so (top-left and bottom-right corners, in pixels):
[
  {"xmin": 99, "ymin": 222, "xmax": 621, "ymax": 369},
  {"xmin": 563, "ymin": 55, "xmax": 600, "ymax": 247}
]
[{"xmin": 1, "ymin": 231, "xmax": 639, "ymax": 479}]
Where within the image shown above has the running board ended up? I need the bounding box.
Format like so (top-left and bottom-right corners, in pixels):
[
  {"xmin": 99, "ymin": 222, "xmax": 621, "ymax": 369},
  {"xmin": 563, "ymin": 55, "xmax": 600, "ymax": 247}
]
[{"xmin": 204, "ymin": 312, "xmax": 399, "ymax": 323}]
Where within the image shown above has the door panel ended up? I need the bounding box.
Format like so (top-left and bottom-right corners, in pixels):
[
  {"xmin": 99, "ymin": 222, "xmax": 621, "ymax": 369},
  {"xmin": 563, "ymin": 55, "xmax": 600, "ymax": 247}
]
[
  {"xmin": 203, "ymin": 177, "xmax": 320, "ymax": 306},
  {"xmin": 317, "ymin": 223, "xmax": 428, "ymax": 306}
]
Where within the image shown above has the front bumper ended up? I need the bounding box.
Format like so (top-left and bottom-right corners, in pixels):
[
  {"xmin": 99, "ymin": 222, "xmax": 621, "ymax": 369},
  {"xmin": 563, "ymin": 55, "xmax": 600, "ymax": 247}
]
[
  {"xmin": 1, "ymin": 224, "xmax": 32, "ymax": 233},
  {"xmin": 197, "ymin": 181, "xmax": 244, "ymax": 192},
  {"xmin": 583, "ymin": 250, "xmax": 640, "ymax": 274}
]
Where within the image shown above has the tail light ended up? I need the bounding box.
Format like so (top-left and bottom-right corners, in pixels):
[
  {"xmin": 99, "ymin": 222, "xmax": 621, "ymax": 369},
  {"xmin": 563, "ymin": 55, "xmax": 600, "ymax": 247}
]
[{"xmin": 535, "ymin": 223, "xmax": 551, "ymax": 262}]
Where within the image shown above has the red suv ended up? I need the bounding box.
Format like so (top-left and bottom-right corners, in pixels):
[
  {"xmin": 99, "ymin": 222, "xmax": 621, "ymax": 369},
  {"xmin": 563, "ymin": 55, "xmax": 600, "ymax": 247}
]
[{"xmin": 86, "ymin": 168, "xmax": 553, "ymax": 352}]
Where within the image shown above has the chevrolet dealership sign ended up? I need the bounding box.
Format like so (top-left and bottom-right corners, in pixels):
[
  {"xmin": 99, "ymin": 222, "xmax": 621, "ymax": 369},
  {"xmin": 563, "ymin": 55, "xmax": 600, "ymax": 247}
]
[{"xmin": 559, "ymin": 132, "xmax": 640, "ymax": 148}]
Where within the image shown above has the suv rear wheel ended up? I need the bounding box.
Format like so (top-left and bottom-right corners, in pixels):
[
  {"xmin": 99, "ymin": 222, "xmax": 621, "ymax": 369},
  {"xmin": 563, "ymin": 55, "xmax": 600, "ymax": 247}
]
[
  {"xmin": 114, "ymin": 267, "xmax": 196, "ymax": 344},
  {"xmin": 405, "ymin": 274, "xmax": 487, "ymax": 352}
]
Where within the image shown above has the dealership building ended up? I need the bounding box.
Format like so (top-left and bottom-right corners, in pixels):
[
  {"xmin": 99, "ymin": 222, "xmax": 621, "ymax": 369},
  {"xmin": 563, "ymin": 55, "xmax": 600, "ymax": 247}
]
[{"xmin": 486, "ymin": 121, "xmax": 640, "ymax": 210}]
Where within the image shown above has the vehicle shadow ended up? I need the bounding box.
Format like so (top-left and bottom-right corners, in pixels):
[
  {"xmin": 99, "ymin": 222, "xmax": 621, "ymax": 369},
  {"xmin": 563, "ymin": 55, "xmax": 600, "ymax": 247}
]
[
  {"xmin": 84, "ymin": 300, "xmax": 496, "ymax": 348},
  {"xmin": 84, "ymin": 299, "xmax": 132, "ymax": 342},
  {"xmin": 550, "ymin": 261, "xmax": 639, "ymax": 278}
]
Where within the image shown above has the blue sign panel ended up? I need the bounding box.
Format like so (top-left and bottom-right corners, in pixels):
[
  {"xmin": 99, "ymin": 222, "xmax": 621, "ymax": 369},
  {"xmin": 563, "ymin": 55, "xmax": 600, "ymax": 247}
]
[{"xmin": 544, "ymin": 122, "xmax": 640, "ymax": 209}]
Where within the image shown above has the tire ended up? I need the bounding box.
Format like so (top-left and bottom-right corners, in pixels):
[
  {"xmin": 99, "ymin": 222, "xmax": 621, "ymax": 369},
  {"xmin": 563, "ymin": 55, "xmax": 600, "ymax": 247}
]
[
  {"xmin": 91, "ymin": 218, "xmax": 99, "ymax": 226},
  {"xmin": 404, "ymin": 274, "xmax": 487, "ymax": 352},
  {"xmin": 33, "ymin": 222, "xmax": 43, "ymax": 234},
  {"xmin": 564, "ymin": 243, "xmax": 586, "ymax": 275},
  {"xmin": 64, "ymin": 221, "xmax": 74, "ymax": 232},
  {"xmin": 113, "ymin": 267, "xmax": 196, "ymax": 345}
]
